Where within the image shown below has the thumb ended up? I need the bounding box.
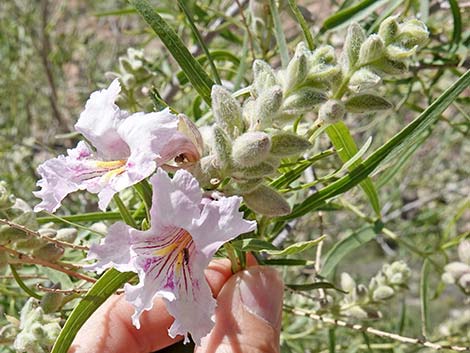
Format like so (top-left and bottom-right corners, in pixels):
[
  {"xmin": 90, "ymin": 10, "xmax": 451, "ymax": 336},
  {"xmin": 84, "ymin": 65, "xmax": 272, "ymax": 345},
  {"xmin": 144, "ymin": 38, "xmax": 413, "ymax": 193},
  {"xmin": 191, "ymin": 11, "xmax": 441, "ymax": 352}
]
[{"xmin": 196, "ymin": 266, "xmax": 283, "ymax": 353}]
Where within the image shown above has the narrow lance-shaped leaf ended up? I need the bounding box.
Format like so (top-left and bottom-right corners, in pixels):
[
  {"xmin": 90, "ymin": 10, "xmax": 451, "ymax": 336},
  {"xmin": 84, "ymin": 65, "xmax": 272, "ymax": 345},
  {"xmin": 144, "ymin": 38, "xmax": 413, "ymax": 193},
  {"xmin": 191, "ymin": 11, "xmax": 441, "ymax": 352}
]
[{"xmin": 131, "ymin": 0, "xmax": 214, "ymax": 105}]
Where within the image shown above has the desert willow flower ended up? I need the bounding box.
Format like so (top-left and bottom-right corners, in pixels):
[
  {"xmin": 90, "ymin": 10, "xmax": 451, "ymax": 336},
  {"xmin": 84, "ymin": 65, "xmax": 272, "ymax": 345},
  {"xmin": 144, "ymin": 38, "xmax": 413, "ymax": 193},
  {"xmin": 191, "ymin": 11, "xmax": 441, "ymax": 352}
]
[
  {"xmin": 34, "ymin": 79, "xmax": 202, "ymax": 212},
  {"xmin": 87, "ymin": 169, "xmax": 256, "ymax": 344}
]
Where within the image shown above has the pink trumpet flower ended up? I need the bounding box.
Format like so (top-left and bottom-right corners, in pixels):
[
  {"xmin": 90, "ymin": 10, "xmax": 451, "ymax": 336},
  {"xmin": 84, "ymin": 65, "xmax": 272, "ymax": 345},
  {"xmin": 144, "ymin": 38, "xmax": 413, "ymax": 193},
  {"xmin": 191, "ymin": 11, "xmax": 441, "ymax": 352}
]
[
  {"xmin": 87, "ymin": 169, "xmax": 256, "ymax": 345},
  {"xmin": 34, "ymin": 79, "xmax": 202, "ymax": 212}
]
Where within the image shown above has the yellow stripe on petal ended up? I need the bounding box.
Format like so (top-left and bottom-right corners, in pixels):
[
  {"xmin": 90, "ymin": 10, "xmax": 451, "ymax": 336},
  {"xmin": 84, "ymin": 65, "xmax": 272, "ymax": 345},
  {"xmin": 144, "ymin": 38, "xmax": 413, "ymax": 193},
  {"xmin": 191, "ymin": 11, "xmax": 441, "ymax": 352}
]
[
  {"xmin": 95, "ymin": 160, "xmax": 127, "ymax": 169},
  {"xmin": 154, "ymin": 243, "xmax": 179, "ymax": 257}
]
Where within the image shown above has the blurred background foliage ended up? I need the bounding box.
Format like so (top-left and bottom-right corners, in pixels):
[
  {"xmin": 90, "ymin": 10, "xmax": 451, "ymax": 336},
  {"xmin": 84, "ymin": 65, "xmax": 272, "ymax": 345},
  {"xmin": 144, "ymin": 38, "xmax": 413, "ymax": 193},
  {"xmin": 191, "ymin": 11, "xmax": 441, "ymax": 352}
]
[{"xmin": 0, "ymin": 0, "xmax": 469, "ymax": 352}]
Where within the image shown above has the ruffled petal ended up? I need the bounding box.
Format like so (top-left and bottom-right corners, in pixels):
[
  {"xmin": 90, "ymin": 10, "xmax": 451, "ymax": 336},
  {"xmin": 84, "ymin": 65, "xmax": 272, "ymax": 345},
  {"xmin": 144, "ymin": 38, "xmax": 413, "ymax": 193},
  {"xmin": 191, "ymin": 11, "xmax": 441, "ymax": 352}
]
[
  {"xmin": 148, "ymin": 169, "xmax": 201, "ymax": 230},
  {"xmin": 86, "ymin": 222, "xmax": 135, "ymax": 274},
  {"xmin": 33, "ymin": 142, "xmax": 94, "ymax": 212},
  {"xmin": 165, "ymin": 252, "xmax": 216, "ymax": 345},
  {"xmin": 190, "ymin": 196, "xmax": 257, "ymax": 258},
  {"xmin": 75, "ymin": 79, "xmax": 130, "ymax": 160}
]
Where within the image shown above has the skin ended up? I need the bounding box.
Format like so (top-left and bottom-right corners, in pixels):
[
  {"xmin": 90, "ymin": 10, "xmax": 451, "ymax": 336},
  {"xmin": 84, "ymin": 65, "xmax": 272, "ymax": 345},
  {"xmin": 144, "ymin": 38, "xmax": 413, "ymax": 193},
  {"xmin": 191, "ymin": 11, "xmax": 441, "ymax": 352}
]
[{"xmin": 70, "ymin": 259, "xmax": 283, "ymax": 353}]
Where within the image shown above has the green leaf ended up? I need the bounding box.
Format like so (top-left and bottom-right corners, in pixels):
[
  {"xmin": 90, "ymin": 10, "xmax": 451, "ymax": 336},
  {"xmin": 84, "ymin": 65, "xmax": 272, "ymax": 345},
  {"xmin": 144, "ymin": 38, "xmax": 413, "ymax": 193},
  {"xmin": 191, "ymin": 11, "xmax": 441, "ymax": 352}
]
[
  {"xmin": 131, "ymin": 0, "xmax": 214, "ymax": 105},
  {"xmin": 265, "ymin": 236, "xmax": 326, "ymax": 256},
  {"xmin": 320, "ymin": 225, "xmax": 379, "ymax": 277},
  {"xmin": 286, "ymin": 281, "xmax": 347, "ymax": 293},
  {"xmin": 279, "ymin": 70, "xmax": 470, "ymax": 221},
  {"xmin": 231, "ymin": 238, "xmax": 278, "ymax": 252},
  {"xmin": 447, "ymin": 0, "xmax": 462, "ymax": 51},
  {"xmin": 326, "ymin": 122, "xmax": 381, "ymax": 216},
  {"xmin": 262, "ymin": 258, "xmax": 314, "ymax": 266},
  {"xmin": 321, "ymin": 0, "xmax": 389, "ymax": 32},
  {"xmin": 177, "ymin": 0, "xmax": 221, "ymax": 85},
  {"xmin": 287, "ymin": 0, "xmax": 315, "ymax": 50},
  {"xmin": 51, "ymin": 269, "xmax": 135, "ymax": 353},
  {"xmin": 269, "ymin": 0, "xmax": 289, "ymax": 68}
]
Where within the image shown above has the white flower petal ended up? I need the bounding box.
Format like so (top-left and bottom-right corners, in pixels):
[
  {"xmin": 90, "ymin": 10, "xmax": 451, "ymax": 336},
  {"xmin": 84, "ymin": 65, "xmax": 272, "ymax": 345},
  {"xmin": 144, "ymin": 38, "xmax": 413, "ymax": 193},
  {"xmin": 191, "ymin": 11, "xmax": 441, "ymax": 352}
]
[{"xmin": 75, "ymin": 79, "xmax": 130, "ymax": 160}]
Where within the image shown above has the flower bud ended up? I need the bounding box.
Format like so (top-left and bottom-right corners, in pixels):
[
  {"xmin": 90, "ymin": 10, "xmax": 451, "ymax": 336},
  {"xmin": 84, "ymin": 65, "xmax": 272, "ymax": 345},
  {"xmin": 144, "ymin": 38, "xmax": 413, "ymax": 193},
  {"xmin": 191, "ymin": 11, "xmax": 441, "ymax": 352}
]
[
  {"xmin": 343, "ymin": 23, "xmax": 366, "ymax": 69},
  {"xmin": 444, "ymin": 262, "xmax": 469, "ymax": 280},
  {"xmin": 270, "ymin": 132, "xmax": 311, "ymax": 157},
  {"xmin": 211, "ymin": 85, "xmax": 245, "ymax": 139},
  {"xmin": 318, "ymin": 100, "xmax": 346, "ymax": 122},
  {"xmin": 55, "ymin": 228, "xmax": 77, "ymax": 243},
  {"xmin": 33, "ymin": 244, "xmax": 64, "ymax": 262},
  {"xmin": 231, "ymin": 162, "xmax": 276, "ymax": 179},
  {"xmin": 343, "ymin": 306, "xmax": 368, "ymax": 319},
  {"xmin": 378, "ymin": 16, "xmax": 400, "ymax": 45},
  {"xmin": 243, "ymin": 185, "xmax": 291, "ymax": 217},
  {"xmin": 398, "ymin": 19, "xmax": 429, "ymax": 48},
  {"xmin": 252, "ymin": 59, "xmax": 277, "ymax": 97},
  {"xmin": 311, "ymin": 45, "xmax": 336, "ymax": 66},
  {"xmin": 349, "ymin": 68, "xmax": 381, "ymax": 92},
  {"xmin": 283, "ymin": 42, "xmax": 308, "ymax": 92},
  {"xmin": 212, "ymin": 126, "xmax": 232, "ymax": 172},
  {"xmin": 371, "ymin": 57, "xmax": 407, "ymax": 75},
  {"xmin": 40, "ymin": 290, "xmax": 64, "ymax": 314},
  {"xmin": 458, "ymin": 240, "xmax": 470, "ymax": 265},
  {"xmin": 232, "ymin": 132, "xmax": 271, "ymax": 167},
  {"xmin": 356, "ymin": 284, "xmax": 369, "ymax": 300},
  {"xmin": 372, "ymin": 285, "xmax": 395, "ymax": 301},
  {"xmin": 38, "ymin": 228, "xmax": 57, "ymax": 238},
  {"xmin": 358, "ymin": 35, "xmax": 385, "ymax": 65},
  {"xmin": 341, "ymin": 272, "xmax": 356, "ymax": 293},
  {"xmin": 253, "ymin": 85, "xmax": 283, "ymax": 129},
  {"xmin": 282, "ymin": 87, "xmax": 327, "ymax": 115},
  {"xmin": 15, "ymin": 237, "xmax": 44, "ymax": 251},
  {"xmin": 345, "ymin": 93, "xmax": 393, "ymax": 114}
]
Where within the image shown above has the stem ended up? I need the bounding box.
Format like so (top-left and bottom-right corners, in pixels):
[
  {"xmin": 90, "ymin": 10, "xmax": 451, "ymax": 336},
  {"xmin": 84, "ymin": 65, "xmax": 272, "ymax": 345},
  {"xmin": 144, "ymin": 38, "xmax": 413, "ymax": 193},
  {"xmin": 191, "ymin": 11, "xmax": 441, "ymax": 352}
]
[
  {"xmin": 224, "ymin": 243, "xmax": 240, "ymax": 273},
  {"xmin": 284, "ymin": 305, "xmax": 470, "ymax": 352},
  {"xmin": 1, "ymin": 245, "xmax": 96, "ymax": 283},
  {"xmin": 9, "ymin": 264, "xmax": 42, "ymax": 299}
]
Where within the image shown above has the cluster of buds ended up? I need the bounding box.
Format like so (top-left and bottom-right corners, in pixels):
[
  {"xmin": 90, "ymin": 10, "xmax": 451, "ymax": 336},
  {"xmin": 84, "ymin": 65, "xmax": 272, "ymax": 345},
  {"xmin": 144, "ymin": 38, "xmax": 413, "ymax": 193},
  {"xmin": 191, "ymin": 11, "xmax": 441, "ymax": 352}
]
[
  {"xmin": 9, "ymin": 298, "xmax": 62, "ymax": 353},
  {"xmin": 195, "ymin": 16, "xmax": 428, "ymax": 218},
  {"xmin": 442, "ymin": 240, "xmax": 470, "ymax": 294},
  {"xmin": 438, "ymin": 309, "xmax": 470, "ymax": 342},
  {"xmin": 338, "ymin": 261, "xmax": 411, "ymax": 319}
]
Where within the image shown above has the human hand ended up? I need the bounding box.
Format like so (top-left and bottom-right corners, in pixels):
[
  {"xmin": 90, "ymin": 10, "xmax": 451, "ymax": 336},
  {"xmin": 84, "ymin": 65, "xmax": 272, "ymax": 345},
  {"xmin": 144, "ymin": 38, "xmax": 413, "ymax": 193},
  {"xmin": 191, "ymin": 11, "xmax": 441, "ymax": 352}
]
[{"xmin": 70, "ymin": 259, "xmax": 283, "ymax": 353}]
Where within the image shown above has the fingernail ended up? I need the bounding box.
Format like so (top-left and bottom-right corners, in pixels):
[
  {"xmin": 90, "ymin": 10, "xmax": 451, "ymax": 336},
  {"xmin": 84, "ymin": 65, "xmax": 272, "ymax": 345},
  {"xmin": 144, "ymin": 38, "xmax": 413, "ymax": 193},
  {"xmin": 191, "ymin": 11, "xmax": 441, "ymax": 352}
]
[{"xmin": 237, "ymin": 267, "xmax": 283, "ymax": 327}]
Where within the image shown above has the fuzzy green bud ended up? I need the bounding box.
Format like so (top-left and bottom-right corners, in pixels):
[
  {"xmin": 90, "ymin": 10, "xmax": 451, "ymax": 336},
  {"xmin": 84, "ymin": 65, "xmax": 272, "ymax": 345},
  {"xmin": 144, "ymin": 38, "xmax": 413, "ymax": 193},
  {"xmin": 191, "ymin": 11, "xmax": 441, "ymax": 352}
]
[
  {"xmin": 33, "ymin": 244, "xmax": 64, "ymax": 262},
  {"xmin": 231, "ymin": 162, "xmax": 276, "ymax": 179},
  {"xmin": 243, "ymin": 185, "xmax": 291, "ymax": 217},
  {"xmin": 270, "ymin": 132, "xmax": 311, "ymax": 157},
  {"xmin": 55, "ymin": 228, "xmax": 77, "ymax": 243},
  {"xmin": 211, "ymin": 85, "xmax": 245, "ymax": 139},
  {"xmin": 349, "ymin": 68, "xmax": 381, "ymax": 92},
  {"xmin": 343, "ymin": 306, "xmax": 368, "ymax": 319},
  {"xmin": 232, "ymin": 132, "xmax": 271, "ymax": 167},
  {"xmin": 40, "ymin": 290, "xmax": 64, "ymax": 314},
  {"xmin": 345, "ymin": 94, "xmax": 393, "ymax": 114},
  {"xmin": 372, "ymin": 285, "xmax": 395, "ymax": 301},
  {"xmin": 253, "ymin": 85, "xmax": 283, "ymax": 129},
  {"xmin": 282, "ymin": 87, "xmax": 327, "ymax": 115},
  {"xmin": 341, "ymin": 272, "xmax": 356, "ymax": 293},
  {"xmin": 358, "ymin": 35, "xmax": 385, "ymax": 65},
  {"xmin": 212, "ymin": 126, "xmax": 232, "ymax": 172},
  {"xmin": 283, "ymin": 42, "xmax": 308, "ymax": 92},
  {"xmin": 311, "ymin": 45, "xmax": 336, "ymax": 66},
  {"xmin": 378, "ymin": 16, "xmax": 400, "ymax": 45},
  {"xmin": 371, "ymin": 57, "xmax": 407, "ymax": 75},
  {"xmin": 343, "ymin": 23, "xmax": 366, "ymax": 69},
  {"xmin": 318, "ymin": 100, "xmax": 346, "ymax": 122},
  {"xmin": 458, "ymin": 240, "xmax": 470, "ymax": 265},
  {"xmin": 252, "ymin": 59, "xmax": 277, "ymax": 97},
  {"xmin": 384, "ymin": 261, "xmax": 411, "ymax": 286},
  {"xmin": 398, "ymin": 19, "xmax": 429, "ymax": 48}
]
